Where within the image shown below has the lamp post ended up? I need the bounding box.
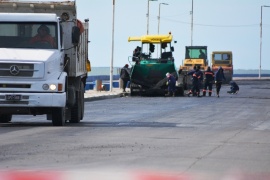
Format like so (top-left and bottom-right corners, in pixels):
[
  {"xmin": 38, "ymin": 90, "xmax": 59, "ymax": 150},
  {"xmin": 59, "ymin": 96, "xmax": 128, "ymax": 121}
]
[
  {"xmin": 110, "ymin": 0, "xmax": 115, "ymax": 91},
  {"xmin": 259, "ymin": 5, "xmax": 270, "ymax": 79},
  {"xmin": 157, "ymin": 3, "xmax": 168, "ymax": 57},
  {"xmin": 157, "ymin": 3, "xmax": 168, "ymax": 35},
  {"xmin": 191, "ymin": 0, "xmax": 193, "ymax": 46},
  {"xmin": 147, "ymin": 0, "xmax": 158, "ymax": 35}
]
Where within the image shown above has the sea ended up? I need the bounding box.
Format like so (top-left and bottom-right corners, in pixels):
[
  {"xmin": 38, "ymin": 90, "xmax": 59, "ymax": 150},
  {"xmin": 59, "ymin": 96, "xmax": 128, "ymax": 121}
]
[
  {"xmin": 87, "ymin": 67, "xmax": 270, "ymax": 79},
  {"xmin": 86, "ymin": 67, "xmax": 270, "ymax": 90}
]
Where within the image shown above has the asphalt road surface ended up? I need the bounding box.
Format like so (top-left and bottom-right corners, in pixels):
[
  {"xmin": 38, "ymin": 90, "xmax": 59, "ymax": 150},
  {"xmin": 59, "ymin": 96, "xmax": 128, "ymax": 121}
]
[{"xmin": 0, "ymin": 80, "xmax": 270, "ymax": 179}]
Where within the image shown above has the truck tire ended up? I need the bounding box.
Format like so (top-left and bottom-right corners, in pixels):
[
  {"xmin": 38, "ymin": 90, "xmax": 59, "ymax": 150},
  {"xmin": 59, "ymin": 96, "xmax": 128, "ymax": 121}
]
[
  {"xmin": 80, "ymin": 82, "xmax": 85, "ymax": 120},
  {"xmin": 52, "ymin": 107, "xmax": 65, "ymax": 126},
  {"xmin": 70, "ymin": 82, "xmax": 84, "ymax": 123},
  {"xmin": 0, "ymin": 114, "xmax": 12, "ymax": 123}
]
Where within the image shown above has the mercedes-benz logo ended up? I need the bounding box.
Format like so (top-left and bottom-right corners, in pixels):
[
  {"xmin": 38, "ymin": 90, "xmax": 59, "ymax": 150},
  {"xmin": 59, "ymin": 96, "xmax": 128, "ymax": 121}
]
[{"xmin": 10, "ymin": 65, "xmax": 20, "ymax": 76}]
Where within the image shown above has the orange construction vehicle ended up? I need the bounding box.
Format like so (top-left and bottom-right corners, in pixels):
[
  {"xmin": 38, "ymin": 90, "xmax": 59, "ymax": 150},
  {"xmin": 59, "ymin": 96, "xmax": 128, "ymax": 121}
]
[
  {"xmin": 211, "ymin": 51, "xmax": 233, "ymax": 83},
  {"xmin": 178, "ymin": 46, "xmax": 208, "ymax": 90}
]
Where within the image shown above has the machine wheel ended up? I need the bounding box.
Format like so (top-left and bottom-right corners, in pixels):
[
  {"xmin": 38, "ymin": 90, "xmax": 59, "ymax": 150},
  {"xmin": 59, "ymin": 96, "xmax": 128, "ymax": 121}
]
[
  {"xmin": 70, "ymin": 82, "xmax": 84, "ymax": 123},
  {"xmin": 130, "ymin": 82, "xmax": 140, "ymax": 96},
  {"xmin": 177, "ymin": 87, "xmax": 185, "ymax": 96},
  {"xmin": 0, "ymin": 114, "xmax": 12, "ymax": 123},
  {"xmin": 130, "ymin": 84, "xmax": 135, "ymax": 96},
  {"xmin": 52, "ymin": 107, "xmax": 65, "ymax": 126}
]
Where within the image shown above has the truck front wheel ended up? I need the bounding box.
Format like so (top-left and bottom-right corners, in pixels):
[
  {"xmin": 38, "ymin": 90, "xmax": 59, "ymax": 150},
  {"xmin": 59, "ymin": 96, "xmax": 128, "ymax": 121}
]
[
  {"xmin": 70, "ymin": 81, "xmax": 84, "ymax": 123},
  {"xmin": 52, "ymin": 107, "xmax": 65, "ymax": 126},
  {"xmin": 0, "ymin": 114, "xmax": 12, "ymax": 123}
]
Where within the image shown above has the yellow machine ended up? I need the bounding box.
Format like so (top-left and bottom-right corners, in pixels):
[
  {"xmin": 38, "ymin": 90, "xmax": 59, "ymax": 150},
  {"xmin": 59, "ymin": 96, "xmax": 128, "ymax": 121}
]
[
  {"xmin": 178, "ymin": 46, "xmax": 208, "ymax": 90},
  {"xmin": 211, "ymin": 51, "xmax": 233, "ymax": 83}
]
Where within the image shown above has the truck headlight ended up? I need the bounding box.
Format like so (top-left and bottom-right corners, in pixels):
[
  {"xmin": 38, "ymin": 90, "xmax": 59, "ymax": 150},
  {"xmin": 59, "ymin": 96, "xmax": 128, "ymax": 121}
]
[
  {"xmin": 43, "ymin": 84, "xmax": 61, "ymax": 91},
  {"xmin": 49, "ymin": 84, "xmax": 57, "ymax": 91},
  {"xmin": 42, "ymin": 84, "xmax": 49, "ymax": 90}
]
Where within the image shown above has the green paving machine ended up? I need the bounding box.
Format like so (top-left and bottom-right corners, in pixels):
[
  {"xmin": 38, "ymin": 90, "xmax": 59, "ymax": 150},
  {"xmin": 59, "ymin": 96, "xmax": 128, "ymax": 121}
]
[{"xmin": 128, "ymin": 33, "xmax": 184, "ymax": 96}]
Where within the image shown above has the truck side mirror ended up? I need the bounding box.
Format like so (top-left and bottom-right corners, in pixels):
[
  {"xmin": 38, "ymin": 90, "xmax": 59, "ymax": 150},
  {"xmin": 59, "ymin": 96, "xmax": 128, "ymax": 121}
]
[
  {"xmin": 72, "ymin": 26, "xmax": 80, "ymax": 45},
  {"xmin": 171, "ymin": 46, "xmax": 174, "ymax": 52}
]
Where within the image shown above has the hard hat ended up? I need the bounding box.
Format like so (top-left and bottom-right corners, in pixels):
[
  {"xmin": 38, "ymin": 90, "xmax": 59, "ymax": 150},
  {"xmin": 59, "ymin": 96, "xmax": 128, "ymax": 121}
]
[{"xmin": 166, "ymin": 72, "xmax": 170, "ymax": 77}]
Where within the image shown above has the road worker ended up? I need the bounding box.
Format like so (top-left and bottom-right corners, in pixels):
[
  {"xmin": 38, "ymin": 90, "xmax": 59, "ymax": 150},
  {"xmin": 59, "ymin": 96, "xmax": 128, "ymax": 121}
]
[
  {"xmin": 214, "ymin": 66, "xmax": 226, "ymax": 97},
  {"xmin": 202, "ymin": 66, "xmax": 215, "ymax": 96},
  {"xmin": 227, "ymin": 81, "xmax": 239, "ymax": 94},
  {"xmin": 165, "ymin": 72, "xmax": 176, "ymax": 97},
  {"xmin": 186, "ymin": 65, "xmax": 197, "ymax": 96},
  {"xmin": 120, "ymin": 64, "xmax": 130, "ymax": 92},
  {"xmin": 191, "ymin": 66, "xmax": 203, "ymax": 97}
]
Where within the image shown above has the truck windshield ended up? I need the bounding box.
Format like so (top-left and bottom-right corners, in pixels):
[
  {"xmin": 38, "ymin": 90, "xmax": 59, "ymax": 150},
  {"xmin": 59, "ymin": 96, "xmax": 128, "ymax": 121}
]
[
  {"xmin": 186, "ymin": 48, "xmax": 207, "ymax": 59},
  {"xmin": 214, "ymin": 53, "xmax": 231, "ymax": 60},
  {"xmin": 0, "ymin": 22, "xmax": 58, "ymax": 49}
]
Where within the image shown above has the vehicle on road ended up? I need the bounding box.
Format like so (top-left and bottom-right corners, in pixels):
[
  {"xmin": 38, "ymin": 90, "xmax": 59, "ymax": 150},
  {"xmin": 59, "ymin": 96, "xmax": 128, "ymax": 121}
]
[
  {"xmin": 178, "ymin": 46, "xmax": 208, "ymax": 90},
  {"xmin": 211, "ymin": 51, "xmax": 233, "ymax": 83},
  {"xmin": 0, "ymin": 0, "xmax": 90, "ymax": 126},
  {"xmin": 128, "ymin": 33, "xmax": 184, "ymax": 96}
]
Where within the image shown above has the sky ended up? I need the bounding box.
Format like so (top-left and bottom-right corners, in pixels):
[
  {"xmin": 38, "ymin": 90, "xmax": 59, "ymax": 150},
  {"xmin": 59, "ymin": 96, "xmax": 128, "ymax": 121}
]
[
  {"xmin": 74, "ymin": 0, "xmax": 270, "ymax": 70},
  {"xmin": 22, "ymin": 0, "xmax": 270, "ymax": 70}
]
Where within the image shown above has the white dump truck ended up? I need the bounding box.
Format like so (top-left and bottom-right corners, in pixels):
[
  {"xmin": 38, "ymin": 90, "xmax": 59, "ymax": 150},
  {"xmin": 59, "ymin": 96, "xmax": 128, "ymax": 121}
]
[{"xmin": 0, "ymin": 0, "xmax": 90, "ymax": 126}]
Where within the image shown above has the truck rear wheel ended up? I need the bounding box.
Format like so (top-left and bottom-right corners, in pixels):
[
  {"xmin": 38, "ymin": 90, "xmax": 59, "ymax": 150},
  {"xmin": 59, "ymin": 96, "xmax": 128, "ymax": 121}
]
[
  {"xmin": 52, "ymin": 107, "xmax": 65, "ymax": 126},
  {"xmin": 70, "ymin": 82, "xmax": 84, "ymax": 123},
  {"xmin": 0, "ymin": 114, "xmax": 12, "ymax": 123}
]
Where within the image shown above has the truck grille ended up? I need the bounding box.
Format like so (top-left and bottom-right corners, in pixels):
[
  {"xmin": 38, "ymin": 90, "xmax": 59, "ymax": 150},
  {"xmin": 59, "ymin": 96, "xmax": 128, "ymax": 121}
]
[
  {"xmin": 0, "ymin": 84, "xmax": 31, "ymax": 88},
  {"xmin": 0, "ymin": 63, "xmax": 34, "ymax": 77}
]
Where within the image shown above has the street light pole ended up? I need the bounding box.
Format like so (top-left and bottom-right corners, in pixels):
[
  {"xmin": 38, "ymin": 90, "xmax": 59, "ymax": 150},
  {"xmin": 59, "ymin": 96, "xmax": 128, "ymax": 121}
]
[
  {"xmin": 191, "ymin": 0, "xmax": 193, "ymax": 46},
  {"xmin": 157, "ymin": 3, "xmax": 168, "ymax": 35},
  {"xmin": 147, "ymin": 0, "xmax": 158, "ymax": 35},
  {"xmin": 157, "ymin": 3, "xmax": 168, "ymax": 57},
  {"xmin": 110, "ymin": 0, "xmax": 115, "ymax": 91},
  {"xmin": 259, "ymin": 5, "xmax": 270, "ymax": 79}
]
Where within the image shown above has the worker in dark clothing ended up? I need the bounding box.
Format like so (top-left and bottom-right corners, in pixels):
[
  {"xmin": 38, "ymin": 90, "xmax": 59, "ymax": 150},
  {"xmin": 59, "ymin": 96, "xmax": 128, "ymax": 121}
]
[
  {"xmin": 186, "ymin": 65, "xmax": 197, "ymax": 96},
  {"xmin": 120, "ymin": 64, "xmax": 130, "ymax": 92},
  {"xmin": 191, "ymin": 67, "xmax": 203, "ymax": 97},
  {"xmin": 132, "ymin": 46, "xmax": 141, "ymax": 62},
  {"xmin": 202, "ymin": 66, "xmax": 215, "ymax": 96},
  {"xmin": 196, "ymin": 65, "xmax": 204, "ymax": 82},
  {"xmin": 165, "ymin": 72, "xmax": 176, "ymax": 97},
  {"xmin": 194, "ymin": 65, "xmax": 203, "ymax": 96},
  {"xmin": 227, "ymin": 81, "xmax": 239, "ymax": 94},
  {"xmin": 215, "ymin": 66, "xmax": 226, "ymax": 97}
]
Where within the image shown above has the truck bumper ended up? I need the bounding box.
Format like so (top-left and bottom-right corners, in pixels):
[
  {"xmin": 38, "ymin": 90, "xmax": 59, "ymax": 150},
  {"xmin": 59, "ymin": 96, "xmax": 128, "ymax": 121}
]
[{"xmin": 0, "ymin": 92, "xmax": 66, "ymax": 107}]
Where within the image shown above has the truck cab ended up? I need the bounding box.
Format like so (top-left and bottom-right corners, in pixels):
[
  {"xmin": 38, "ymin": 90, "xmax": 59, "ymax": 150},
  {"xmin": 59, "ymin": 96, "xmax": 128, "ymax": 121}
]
[{"xmin": 0, "ymin": 1, "xmax": 89, "ymax": 126}]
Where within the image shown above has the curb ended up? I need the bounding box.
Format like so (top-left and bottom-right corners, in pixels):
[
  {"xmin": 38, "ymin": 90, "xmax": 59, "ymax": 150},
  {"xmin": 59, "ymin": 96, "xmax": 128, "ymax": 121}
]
[{"xmin": 84, "ymin": 93, "xmax": 123, "ymax": 102}]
